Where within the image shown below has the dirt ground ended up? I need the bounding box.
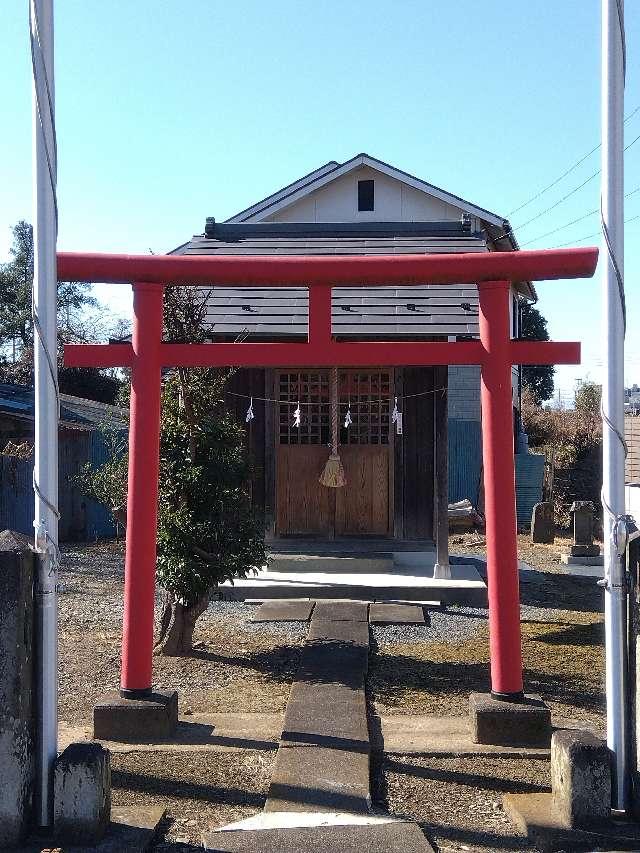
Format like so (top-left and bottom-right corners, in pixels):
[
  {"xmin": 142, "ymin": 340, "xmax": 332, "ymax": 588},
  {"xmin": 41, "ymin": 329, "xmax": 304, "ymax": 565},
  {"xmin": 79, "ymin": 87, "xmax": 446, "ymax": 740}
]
[{"xmin": 55, "ymin": 534, "xmax": 606, "ymax": 851}]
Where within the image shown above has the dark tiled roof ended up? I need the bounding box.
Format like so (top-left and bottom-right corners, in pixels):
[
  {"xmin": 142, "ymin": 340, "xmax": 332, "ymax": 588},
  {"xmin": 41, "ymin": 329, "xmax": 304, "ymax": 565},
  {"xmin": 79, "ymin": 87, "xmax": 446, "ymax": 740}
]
[{"xmin": 175, "ymin": 223, "xmax": 489, "ymax": 339}]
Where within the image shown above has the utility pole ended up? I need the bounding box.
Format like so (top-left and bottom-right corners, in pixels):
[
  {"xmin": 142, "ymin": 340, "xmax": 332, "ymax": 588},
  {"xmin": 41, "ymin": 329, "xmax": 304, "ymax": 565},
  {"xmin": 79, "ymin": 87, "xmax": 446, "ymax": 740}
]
[
  {"xmin": 601, "ymin": 0, "xmax": 628, "ymax": 812},
  {"xmin": 31, "ymin": 0, "xmax": 59, "ymax": 828}
]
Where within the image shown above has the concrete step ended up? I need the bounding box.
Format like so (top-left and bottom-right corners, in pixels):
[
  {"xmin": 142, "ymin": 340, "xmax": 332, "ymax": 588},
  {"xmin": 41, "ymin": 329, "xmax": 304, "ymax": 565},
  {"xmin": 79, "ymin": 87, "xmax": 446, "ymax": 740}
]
[
  {"xmin": 221, "ymin": 564, "xmax": 486, "ymax": 607},
  {"xmin": 268, "ymin": 554, "xmax": 394, "ymax": 574}
]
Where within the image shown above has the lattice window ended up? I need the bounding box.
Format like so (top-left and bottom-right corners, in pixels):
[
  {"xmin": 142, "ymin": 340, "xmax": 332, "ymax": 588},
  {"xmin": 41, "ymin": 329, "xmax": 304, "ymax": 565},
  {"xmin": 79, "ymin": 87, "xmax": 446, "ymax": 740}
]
[
  {"xmin": 278, "ymin": 369, "xmax": 392, "ymax": 446},
  {"xmin": 339, "ymin": 370, "xmax": 391, "ymax": 446},
  {"xmin": 278, "ymin": 371, "xmax": 330, "ymax": 445}
]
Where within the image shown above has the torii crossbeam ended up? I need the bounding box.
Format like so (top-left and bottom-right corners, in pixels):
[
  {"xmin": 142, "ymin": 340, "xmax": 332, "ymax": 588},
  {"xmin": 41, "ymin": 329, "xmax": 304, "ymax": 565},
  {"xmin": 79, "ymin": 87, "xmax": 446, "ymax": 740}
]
[{"xmin": 62, "ymin": 247, "xmax": 597, "ymax": 701}]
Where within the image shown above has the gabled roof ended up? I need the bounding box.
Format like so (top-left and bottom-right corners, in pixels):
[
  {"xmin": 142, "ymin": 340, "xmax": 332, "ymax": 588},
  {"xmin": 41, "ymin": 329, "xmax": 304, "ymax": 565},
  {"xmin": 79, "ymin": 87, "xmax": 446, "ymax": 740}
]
[
  {"xmin": 226, "ymin": 152, "xmax": 508, "ymax": 230},
  {"xmin": 0, "ymin": 384, "xmax": 128, "ymax": 431}
]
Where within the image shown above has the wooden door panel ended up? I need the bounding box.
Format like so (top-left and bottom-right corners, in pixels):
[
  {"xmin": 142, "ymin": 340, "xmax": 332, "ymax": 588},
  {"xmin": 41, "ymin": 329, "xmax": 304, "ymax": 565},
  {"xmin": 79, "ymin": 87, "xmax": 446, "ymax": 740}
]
[
  {"xmin": 335, "ymin": 446, "xmax": 390, "ymax": 535},
  {"xmin": 276, "ymin": 445, "xmax": 334, "ymax": 535}
]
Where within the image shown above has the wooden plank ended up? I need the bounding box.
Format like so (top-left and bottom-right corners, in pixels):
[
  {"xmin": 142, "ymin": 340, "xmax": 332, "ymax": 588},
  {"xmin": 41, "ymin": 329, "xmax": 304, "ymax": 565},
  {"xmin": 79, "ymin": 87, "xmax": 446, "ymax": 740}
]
[
  {"xmin": 335, "ymin": 446, "xmax": 390, "ymax": 535},
  {"xmin": 433, "ymin": 364, "xmax": 449, "ymax": 568},
  {"xmin": 402, "ymin": 367, "xmax": 435, "ymax": 539},
  {"xmin": 276, "ymin": 445, "xmax": 334, "ymax": 535},
  {"xmin": 264, "ymin": 369, "xmax": 277, "ymax": 539},
  {"xmin": 394, "ymin": 369, "xmax": 404, "ymax": 538}
]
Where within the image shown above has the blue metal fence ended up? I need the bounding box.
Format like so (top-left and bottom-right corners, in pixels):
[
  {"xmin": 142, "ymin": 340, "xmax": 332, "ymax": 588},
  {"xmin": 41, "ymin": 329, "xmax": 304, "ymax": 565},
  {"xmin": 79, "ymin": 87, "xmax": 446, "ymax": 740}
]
[
  {"xmin": 448, "ymin": 419, "xmax": 482, "ymax": 505},
  {"xmin": 448, "ymin": 418, "xmax": 545, "ymax": 527},
  {"xmin": 0, "ymin": 430, "xmax": 117, "ymax": 541}
]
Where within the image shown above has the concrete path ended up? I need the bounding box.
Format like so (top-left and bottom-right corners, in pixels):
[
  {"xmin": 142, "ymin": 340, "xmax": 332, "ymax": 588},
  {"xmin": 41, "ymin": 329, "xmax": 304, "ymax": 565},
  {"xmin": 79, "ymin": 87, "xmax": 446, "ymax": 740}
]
[{"xmin": 204, "ymin": 602, "xmax": 435, "ymax": 851}]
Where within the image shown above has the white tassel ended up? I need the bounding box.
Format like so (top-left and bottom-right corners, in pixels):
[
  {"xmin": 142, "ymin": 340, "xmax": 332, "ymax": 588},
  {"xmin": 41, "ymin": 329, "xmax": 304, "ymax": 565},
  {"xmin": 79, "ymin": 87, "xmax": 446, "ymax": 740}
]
[
  {"xmin": 344, "ymin": 401, "xmax": 352, "ymax": 428},
  {"xmin": 293, "ymin": 402, "xmax": 301, "ymax": 428},
  {"xmin": 245, "ymin": 397, "xmax": 254, "ymax": 423}
]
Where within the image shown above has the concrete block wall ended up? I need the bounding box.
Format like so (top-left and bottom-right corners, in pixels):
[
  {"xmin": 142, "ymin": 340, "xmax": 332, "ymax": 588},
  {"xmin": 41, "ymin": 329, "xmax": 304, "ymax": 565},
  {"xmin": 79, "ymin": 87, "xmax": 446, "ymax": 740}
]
[
  {"xmin": 447, "ymin": 366, "xmax": 481, "ymax": 422},
  {"xmin": 0, "ymin": 531, "xmax": 35, "ymax": 848}
]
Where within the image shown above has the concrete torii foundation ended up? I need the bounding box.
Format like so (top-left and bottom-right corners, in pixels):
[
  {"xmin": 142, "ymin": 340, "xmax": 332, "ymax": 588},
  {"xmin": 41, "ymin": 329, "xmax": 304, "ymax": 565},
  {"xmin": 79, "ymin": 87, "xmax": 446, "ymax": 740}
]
[{"xmin": 61, "ymin": 247, "xmax": 598, "ymax": 744}]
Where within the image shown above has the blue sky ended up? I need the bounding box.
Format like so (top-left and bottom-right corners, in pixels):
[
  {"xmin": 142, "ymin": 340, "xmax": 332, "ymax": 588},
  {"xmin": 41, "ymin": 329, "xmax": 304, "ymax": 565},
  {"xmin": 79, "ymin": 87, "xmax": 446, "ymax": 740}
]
[{"xmin": 2, "ymin": 1, "xmax": 638, "ymax": 400}]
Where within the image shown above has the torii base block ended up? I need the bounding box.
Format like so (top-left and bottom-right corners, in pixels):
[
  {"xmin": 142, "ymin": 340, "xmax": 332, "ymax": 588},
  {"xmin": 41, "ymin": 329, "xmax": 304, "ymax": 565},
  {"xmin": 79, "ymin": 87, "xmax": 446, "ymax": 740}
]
[
  {"xmin": 469, "ymin": 692, "xmax": 551, "ymax": 748},
  {"xmin": 93, "ymin": 690, "xmax": 178, "ymax": 743}
]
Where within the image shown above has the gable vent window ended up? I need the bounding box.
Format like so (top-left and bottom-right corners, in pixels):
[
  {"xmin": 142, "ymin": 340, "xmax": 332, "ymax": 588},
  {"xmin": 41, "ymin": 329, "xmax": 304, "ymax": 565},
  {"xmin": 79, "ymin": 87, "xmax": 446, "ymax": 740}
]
[{"xmin": 357, "ymin": 179, "xmax": 375, "ymax": 211}]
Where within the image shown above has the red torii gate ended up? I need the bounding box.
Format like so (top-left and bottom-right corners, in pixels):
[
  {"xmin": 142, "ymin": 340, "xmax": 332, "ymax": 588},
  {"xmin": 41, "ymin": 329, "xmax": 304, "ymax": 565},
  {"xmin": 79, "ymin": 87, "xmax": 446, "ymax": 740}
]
[{"xmin": 61, "ymin": 247, "xmax": 598, "ymax": 701}]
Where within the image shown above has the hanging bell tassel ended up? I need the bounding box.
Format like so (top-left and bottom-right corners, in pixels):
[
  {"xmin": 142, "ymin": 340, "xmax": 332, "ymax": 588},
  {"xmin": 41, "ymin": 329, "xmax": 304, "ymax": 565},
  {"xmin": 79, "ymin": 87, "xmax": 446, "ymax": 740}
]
[{"xmin": 319, "ymin": 368, "xmax": 346, "ymax": 488}]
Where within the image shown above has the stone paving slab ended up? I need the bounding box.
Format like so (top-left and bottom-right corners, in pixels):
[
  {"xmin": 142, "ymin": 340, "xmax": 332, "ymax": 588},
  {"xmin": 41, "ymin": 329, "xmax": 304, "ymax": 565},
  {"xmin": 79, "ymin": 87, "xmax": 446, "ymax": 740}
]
[
  {"xmin": 282, "ymin": 695, "xmax": 369, "ymax": 750},
  {"xmin": 265, "ymin": 745, "xmax": 371, "ymax": 814},
  {"xmin": 369, "ymin": 602, "xmax": 426, "ymax": 624},
  {"xmin": 307, "ymin": 619, "xmax": 370, "ymax": 646},
  {"xmin": 287, "ymin": 681, "xmax": 364, "ymax": 707},
  {"xmin": 312, "ymin": 601, "xmax": 369, "ymax": 622},
  {"xmin": 251, "ymin": 600, "xmax": 315, "ymax": 622},
  {"xmin": 204, "ymin": 820, "xmax": 435, "ymax": 851},
  {"xmin": 297, "ymin": 644, "xmax": 368, "ymax": 688}
]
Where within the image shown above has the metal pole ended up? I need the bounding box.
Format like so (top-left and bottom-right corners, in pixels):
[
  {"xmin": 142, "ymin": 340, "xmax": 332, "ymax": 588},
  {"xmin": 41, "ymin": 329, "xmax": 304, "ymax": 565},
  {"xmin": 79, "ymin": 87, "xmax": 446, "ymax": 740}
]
[
  {"xmin": 30, "ymin": 0, "xmax": 59, "ymax": 828},
  {"xmin": 120, "ymin": 283, "xmax": 164, "ymax": 696},
  {"xmin": 478, "ymin": 280, "xmax": 524, "ymax": 698},
  {"xmin": 601, "ymin": 0, "xmax": 629, "ymax": 812}
]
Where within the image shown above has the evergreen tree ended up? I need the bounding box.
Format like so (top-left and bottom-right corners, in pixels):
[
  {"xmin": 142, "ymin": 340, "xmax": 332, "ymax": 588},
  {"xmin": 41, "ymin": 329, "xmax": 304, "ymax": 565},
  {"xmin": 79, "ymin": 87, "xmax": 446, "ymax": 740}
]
[
  {"xmin": 78, "ymin": 286, "xmax": 264, "ymax": 654},
  {"xmin": 0, "ymin": 221, "xmax": 121, "ymax": 402},
  {"xmin": 520, "ymin": 301, "xmax": 555, "ymax": 403}
]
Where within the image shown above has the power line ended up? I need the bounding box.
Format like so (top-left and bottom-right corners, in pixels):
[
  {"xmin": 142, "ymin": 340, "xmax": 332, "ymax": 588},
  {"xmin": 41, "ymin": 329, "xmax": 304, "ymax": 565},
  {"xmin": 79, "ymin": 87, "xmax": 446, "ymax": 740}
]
[
  {"xmin": 550, "ymin": 212, "xmax": 640, "ymax": 249},
  {"xmin": 511, "ymin": 130, "xmax": 640, "ymax": 232},
  {"xmin": 507, "ymin": 105, "xmax": 640, "ymax": 217},
  {"xmin": 521, "ymin": 185, "xmax": 640, "ymax": 246},
  {"xmin": 514, "ymin": 169, "xmax": 600, "ymax": 230}
]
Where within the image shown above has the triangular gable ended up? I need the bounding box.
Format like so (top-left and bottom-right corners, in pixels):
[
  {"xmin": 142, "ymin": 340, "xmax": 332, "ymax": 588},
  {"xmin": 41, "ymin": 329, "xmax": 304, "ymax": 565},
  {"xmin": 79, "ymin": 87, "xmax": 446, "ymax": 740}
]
[{"xmin": 225, "ymin": 153, "xmax": 507, "ymax": 228}]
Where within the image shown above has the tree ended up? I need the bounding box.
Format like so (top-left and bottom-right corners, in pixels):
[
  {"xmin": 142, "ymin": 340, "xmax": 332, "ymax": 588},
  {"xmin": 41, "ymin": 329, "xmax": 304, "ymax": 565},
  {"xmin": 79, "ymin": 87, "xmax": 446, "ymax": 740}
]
[
  {"xmin": 78, "ymin": 286, "xmax": 264, "ymax": 654},
  {"xmin": 519, "ymin": 301, "xmax": 555, "ymax": 403},
  {"xmin": 0, "ymin": 221, "xmax": 122, "ymax": 402},
  {"xmin": 575, "ymin": 381, "xmax": 601, "ymax": 414}
]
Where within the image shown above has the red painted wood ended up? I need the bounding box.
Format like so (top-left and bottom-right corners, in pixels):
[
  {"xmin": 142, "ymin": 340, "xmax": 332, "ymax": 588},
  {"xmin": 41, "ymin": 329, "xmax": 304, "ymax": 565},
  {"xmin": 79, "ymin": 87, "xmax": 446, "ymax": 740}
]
[
  {"xmin": 64, "ymin": 342, "xmax": 134, "ymax": 368},
  {"xmin": 64, "ymin": 339, "xmax": 581, "ymax": 369},
  {"xmin": 510, "ymin": 340, "xmax": 580, "ymax": 365},
  {"xmin": 57, "ymin": 247, "xmax": 598, "ymax": 287},
  {"xmin": 478, "ymin": 281, "xmax": 523, "ymax": 696},
  {"xmin": 308, "ymin": 286, "xmax": 332, "ymax": 345},
  {"xmin": 120, "ymin": 283, "xmax": 164, "ymax": 694}
]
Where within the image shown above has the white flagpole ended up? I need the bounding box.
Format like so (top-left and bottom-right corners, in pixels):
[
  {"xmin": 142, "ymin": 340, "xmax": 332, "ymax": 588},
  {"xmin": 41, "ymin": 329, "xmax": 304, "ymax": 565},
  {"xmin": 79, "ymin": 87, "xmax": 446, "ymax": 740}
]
[
  {"xmin": 601, "ymin": 0, "xmax": 628, "ymax": 811},
  {"xmin": 31, "ymin": 0, "xmax": 59, "ymax": 827}
]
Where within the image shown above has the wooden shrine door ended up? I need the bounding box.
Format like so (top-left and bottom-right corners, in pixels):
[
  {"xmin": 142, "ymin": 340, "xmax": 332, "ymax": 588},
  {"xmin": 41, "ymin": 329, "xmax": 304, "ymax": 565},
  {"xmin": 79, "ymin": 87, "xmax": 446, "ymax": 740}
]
[{"xmin": 275, "ymin": 369, "xmax": 392, "ymax": 537}]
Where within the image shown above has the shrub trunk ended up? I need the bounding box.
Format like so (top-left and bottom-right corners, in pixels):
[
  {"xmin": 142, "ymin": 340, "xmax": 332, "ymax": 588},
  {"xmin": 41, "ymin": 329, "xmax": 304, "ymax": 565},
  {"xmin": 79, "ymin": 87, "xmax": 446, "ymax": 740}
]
[{"xmin": 154, "ymin": 589, "xmax": 210, "ymax": 656}]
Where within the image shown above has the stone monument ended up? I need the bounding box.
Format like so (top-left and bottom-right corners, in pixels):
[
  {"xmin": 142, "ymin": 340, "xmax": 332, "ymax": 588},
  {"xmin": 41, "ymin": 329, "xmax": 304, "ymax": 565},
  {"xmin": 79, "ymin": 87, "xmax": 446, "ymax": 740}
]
[{"xmin": 561, "ymin": 501, "xmax": 603, "ymax": 566}]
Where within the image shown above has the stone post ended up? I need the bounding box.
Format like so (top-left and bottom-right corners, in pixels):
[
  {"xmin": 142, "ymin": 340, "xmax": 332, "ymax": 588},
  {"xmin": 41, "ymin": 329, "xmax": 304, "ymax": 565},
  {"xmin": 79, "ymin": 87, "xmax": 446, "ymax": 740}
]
[
  {"xmin": 551, "ymin": 730, "xmax": 611, "ymax": 828},
  {"xmin": 0, "ymin": 530, "xmax": 35, "ymax": 847},
  {"xmin": 54, "ymin": 743, "xmax": 111, "ymax": 845},
  {"xmin": 531, "ymin": 501, "xmax": 554, "ymax": 544}
]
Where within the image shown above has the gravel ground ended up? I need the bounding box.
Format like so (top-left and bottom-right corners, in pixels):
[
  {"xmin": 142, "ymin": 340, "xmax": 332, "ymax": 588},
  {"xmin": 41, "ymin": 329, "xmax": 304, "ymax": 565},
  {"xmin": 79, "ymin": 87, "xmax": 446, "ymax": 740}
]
[
  {"xmin": 56, "ymin": 537, "xmax": 606, "ymax": 851},
  {"xmin": 58, "ymin": 542, "xmax": 304, "ymax": 727},
  {"xmin": 369, "ymin": 543, "xmax": 606, "ymax": 731},
  {"xmin": 372, "ymin": 753, "xmax": 547, "ymax": 852},
  {"xmin": 111, "ymin": 749, "xmax": 274, "ymax": 849}
]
